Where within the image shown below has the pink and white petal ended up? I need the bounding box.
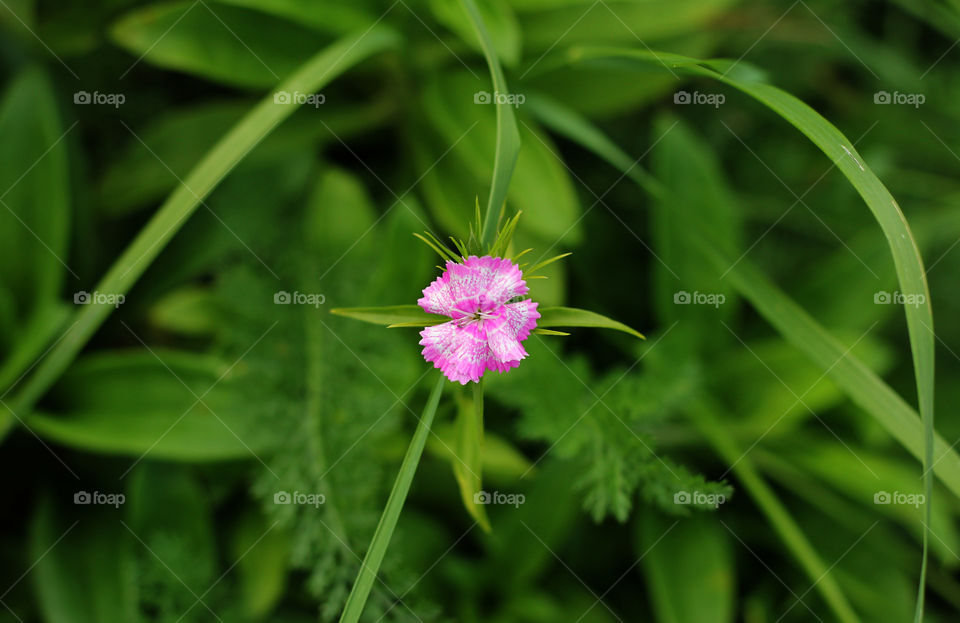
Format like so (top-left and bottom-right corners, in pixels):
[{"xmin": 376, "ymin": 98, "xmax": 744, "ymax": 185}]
[
  {"xmin": 485, "ymin": 313, "xmax": 528, "ymax": 363},
  {"xmin": 419, "ymin": 321, "xmax": 489, "ymax": 384},
  {"xmin": 501, "ymin": 300, "xmax": 540, "ymax": 342},
  {"xmin": 484, "ymin": 356, "xmax": 521, "ymax": 374},
  {"xmin": 417, "ymin": 261, "xmax": 463, "ymax": 317},
  {"xmin": 417, "ymin": 256, "xmax": 528, "ymax": 316}
]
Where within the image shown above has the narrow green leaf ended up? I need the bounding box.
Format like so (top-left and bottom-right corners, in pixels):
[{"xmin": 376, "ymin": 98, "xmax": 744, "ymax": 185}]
[
  {"xmin": 413, "ymin": 232, "xmax": 460, "ymax": 263},
  {"xmin": 538, "ymin": 306, "xmax": 644, "ymax": 339},
  {"xmin": 525, "ymin": 252, "xmax": 572, "ymax": 275},
  {"xmin": 532, "ymin": 328, "xmax": 569, "ymax": 336},
  {"xmin": 459, "ymin": 0, "xmax": 520, "ymax": 249},
  {"xmin": 331, "ymin": 305, "xmax": 439, "ymax": 327},
  {"xmin": 450, "ymin": 380, "xmax": 490, "ymax": 530},
  {"xmin": 339, "ymin": 374, "xmax": 445, "ymax": 623}
]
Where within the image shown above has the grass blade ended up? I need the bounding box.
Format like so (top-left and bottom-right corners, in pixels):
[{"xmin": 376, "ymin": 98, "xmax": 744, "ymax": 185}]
[
  {"xmin": 2, "ymin": 27, "xmax": 398, "ymax": 422},
  {"xmin": 459, "ymin": 0, "xmax": 520, "ymax": 249},
  {"xmin": 339, "ymin": 374, "xmax": 445, "ymax": 623}
]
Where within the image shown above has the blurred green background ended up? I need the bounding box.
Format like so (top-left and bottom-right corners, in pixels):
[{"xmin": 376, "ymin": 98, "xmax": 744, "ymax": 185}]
[{"xmin": 0, "ymin": 0, "xmax": 959, "ymax": 621}]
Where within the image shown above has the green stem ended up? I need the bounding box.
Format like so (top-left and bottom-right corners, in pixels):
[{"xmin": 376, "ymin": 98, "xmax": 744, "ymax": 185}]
[{"xmin": 339, "ymin": 374, "xmax": 445, "ymax": 623}]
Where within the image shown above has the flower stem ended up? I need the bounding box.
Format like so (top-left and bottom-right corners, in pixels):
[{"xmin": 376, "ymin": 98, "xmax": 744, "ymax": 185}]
[{"xmin": 338, "ymin": 373, "xmax": 445, "ymax": 623}]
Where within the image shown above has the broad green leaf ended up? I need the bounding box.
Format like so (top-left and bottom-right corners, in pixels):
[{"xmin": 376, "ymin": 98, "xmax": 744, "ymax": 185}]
[
  {"xmin": 429, "ymin": 424, "xmax": 533, "ymax": 480},
  {"xmin": 110, "ymin": 1, "xmax": 329, "ymax": 88},
  {"xmin": 538, "ymin": 306, "xmax": 644, "ymax": 339},
  {"xmin": 27, "ymin": 349, "xmax": 262, "ymax": 460},
  {"xmin": 212, "ymin": 0, "xmax": 375, "ymax": 33},
  {"xmin": 148, "ymin": 286, "xmax": 219, "ymax": 336},
  {"xmin": 649, "ymin": 115, "xmax": 740, "ymax": 346},
  {"xmin": 304, "ymin": 167, "xmax": 377, "ymax": 250},
  {"xmin": 0, "ymin": 67, "xmax": 70, "ymax": 322},
  {"xmin": 339, "ymin": 374, "xmax": 444, "ymax": 623},
  {"xmin": 6, "ymin": 26, "xmax": 398, "ymax": 423},
  {"xmin": 30, "ymin": 494, "xmax": 138, "ymax": 623},
  {"xmin": 459, "ymin": 0, "xmax": 521, "ymax": 248},
  {"xmin": 638, "ymin": 511, "xmax": 734, "ymax": 623},
  {"xmin": 516, "ymin": 0, "xmax": 736, "ymax": 50},
  {"xmin": 231, "ymin": 506, "xmax": 289, "ymax": 620},
  {"xmin": 330, "ymin": 305, "xmax": 440, "ymax": 327},
  {"xmin": 421, "ymin": 72, "xmax": 582, "ymax": 244}
]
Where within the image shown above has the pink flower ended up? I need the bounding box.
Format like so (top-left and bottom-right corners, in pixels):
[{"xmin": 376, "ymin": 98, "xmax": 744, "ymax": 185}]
[{"xmin": 418, "ymin": 255, "xmax": 540, "ymax": 384}]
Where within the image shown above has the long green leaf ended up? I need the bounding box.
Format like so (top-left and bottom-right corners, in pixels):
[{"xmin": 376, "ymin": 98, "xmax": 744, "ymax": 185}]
[
  {"xmin": 459, "ymin": 0, "xmax": 520, "ymax": 248},
  {"xmin": 2, "ymin": 27, "xmax": 397, "ymax": 429},
  {"xmin": 339, "ymin": 373, "xmax": 445, "ymax": 623},
  {"xmin": 538, "ymin": 306, "xmax": 644, "ymax": 339},
  {"xmin": 330, "ymin": 305, "xmax": 441, "ymax": 327},
  {"xmin": 450, "ymin": 380, "xmax": 490, "ymax": 530}
]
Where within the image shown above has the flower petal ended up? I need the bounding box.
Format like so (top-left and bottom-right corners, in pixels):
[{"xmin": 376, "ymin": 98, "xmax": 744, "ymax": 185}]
[
  {"xmin": 419, "ymin": 321, "xmax": 489, "ymax": 384},
  {"xmin": 418, "ymin": 256, "xmax": 527, "ymax": 317},
  {"xmin": 485, "ymin": 300, "xmax": 540, "ymax": 367}
]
